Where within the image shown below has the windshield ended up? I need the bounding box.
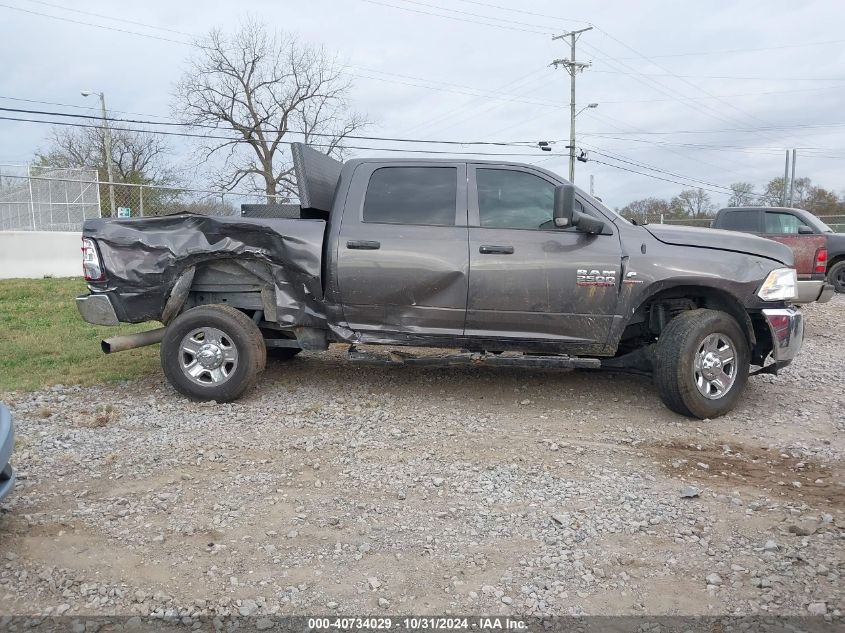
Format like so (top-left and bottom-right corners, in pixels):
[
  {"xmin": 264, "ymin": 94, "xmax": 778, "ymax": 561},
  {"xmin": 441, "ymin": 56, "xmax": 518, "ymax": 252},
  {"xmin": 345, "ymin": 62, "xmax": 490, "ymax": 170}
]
[{"xmin": 803, "ymin": 213, "xmax": 834, "ymax": 233}]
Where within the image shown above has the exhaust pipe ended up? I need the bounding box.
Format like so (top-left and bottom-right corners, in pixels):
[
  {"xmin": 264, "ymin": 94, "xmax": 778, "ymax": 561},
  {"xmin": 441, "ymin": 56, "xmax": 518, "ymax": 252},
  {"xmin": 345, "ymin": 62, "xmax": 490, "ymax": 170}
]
[{"xmin": 102, "ymin": 327, "xmax": 167, "ymax": 354}]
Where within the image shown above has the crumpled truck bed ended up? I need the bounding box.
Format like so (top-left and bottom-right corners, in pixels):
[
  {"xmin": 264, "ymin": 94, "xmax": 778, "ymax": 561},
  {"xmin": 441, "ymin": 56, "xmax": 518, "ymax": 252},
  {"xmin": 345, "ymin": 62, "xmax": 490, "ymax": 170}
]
[{"xmin": 83, "ymin": 213, "xmax": 328, "ymax": 327}]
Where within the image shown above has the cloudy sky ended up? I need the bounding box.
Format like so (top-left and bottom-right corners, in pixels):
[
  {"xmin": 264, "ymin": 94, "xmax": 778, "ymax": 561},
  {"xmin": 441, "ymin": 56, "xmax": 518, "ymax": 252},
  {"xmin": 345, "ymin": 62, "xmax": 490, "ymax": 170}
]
[{"xmin": 1, "ymin": 0, "xmax": 844, "ymax": 209}]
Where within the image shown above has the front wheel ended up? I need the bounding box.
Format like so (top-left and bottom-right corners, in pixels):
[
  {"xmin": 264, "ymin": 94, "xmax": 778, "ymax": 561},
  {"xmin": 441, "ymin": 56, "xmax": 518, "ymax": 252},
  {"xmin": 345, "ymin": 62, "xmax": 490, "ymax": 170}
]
[
  {"xmin": 654, "ymin": 309, "xmax": 750, "ymax": 419},
  {"xmin": 161, "ymin": 305, "xmax": 266, "ymax": 402}
]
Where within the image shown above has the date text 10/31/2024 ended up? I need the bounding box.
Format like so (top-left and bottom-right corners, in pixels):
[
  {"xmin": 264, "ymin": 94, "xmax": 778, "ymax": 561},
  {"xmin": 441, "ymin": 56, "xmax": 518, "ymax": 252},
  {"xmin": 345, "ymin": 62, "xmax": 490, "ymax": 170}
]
[{"xmin": 307, "ymin": 617, "xmax": 528, "ymax": 631}]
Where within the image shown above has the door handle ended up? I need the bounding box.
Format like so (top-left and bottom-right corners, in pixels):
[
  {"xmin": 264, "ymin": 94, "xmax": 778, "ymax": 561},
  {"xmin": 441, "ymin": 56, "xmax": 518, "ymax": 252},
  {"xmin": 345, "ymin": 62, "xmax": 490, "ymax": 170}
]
[
  {"xmin": 347, "ymin": 240, "xmax": 381, "ymax": 250},
  {"xmin": 479, "ymin": 245, "xmax": 514, "ymax": 255}
]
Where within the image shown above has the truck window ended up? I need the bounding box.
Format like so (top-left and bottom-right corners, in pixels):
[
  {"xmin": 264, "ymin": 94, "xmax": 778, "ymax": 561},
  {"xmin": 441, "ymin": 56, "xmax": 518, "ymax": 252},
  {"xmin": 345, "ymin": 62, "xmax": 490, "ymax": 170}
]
[
  {"xmin": 477, "ymin": 169, "xmax": 557, "ymax": 229},
  {"xmin": 363, "ymin": 167, "xmax": 457, "ymax": 226},
  {"xmin": 720, "ymin": 209, "xmax": 760, "ymax": 232},
  {"xmin": 764, "ymin": 211, "xmax": 811, "ymax": 235}
]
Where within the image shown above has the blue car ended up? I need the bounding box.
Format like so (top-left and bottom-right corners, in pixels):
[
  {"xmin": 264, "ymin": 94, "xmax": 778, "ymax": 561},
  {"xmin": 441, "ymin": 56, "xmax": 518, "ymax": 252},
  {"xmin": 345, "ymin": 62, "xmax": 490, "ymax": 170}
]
[{"xmin": 0, "ymin": 403, "xmax": 14, "ymax": 503}]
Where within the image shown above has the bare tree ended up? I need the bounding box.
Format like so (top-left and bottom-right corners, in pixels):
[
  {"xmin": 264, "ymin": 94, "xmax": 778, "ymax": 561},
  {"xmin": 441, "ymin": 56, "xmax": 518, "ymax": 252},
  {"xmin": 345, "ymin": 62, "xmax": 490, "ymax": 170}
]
[
  {"xmin": 35, "ymin": 126, "xmax": 176, "ymax": 185},
  {"xmin": 619, "ymin": 197, "xmax": 671, "ymax": 223},
  {"xmin": 670, "ymin": 188, "xmax": 715, "ymax": 219},
  {"xmin": 174, "ymin": 19, "xmax": 368, "ymax": 201},
  {"xmin": 727, "ymin": 182, "xmax": 755, "ymax": 207},
  {"xmin": 35, "ymin": 126, "xmax": 180, "ymax": 216}
]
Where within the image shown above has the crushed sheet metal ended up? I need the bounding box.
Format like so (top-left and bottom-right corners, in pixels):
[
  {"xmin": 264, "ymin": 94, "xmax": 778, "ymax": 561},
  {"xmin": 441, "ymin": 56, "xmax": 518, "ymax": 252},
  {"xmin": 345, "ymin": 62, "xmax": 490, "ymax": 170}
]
[{"xmin": 84, "ymin": 214, "xmax": 329, "ymax": 327}]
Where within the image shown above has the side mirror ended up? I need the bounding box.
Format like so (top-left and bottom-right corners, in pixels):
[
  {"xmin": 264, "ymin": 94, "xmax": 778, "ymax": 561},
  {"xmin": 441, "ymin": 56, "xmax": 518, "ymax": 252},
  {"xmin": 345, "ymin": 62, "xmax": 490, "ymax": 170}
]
[
  {"xmin": 798, "ymin": 225, "xmax": 814, "ymax": 235},
  {"xmin": 553, "ymin": 184, "xmax": 607, "ymax": 235},
  {"xmin": 553, "ymin": 184, "xmax": 575, "ymax": 228}
]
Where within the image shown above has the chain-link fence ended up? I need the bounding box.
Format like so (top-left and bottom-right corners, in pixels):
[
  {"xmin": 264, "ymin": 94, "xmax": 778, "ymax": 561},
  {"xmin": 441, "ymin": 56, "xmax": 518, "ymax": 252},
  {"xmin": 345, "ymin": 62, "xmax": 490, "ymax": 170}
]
[
  {"xmin": 0, "ymin": 166, "xmax": 101, "ymax": 231},
  {"xmin": 0, "ymin": 167, "xmax": 290, "ymax": 230}
]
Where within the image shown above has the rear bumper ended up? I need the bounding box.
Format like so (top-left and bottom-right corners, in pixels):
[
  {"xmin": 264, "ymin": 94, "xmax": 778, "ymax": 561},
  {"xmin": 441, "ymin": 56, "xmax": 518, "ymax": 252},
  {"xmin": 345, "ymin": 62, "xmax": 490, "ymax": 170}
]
[
  {"xmin": 0, "ymin": 404, "xmax": 15, "ymax": 503},
  {"xmin": 762, "ymin": 307, "xmax": 804, "ymax": 363},
  {"xmin": 795, "ymin": 279, "xmax": 835, "ymax": 304},
  {"xmin": 76, "ymin": 293, "xmax": 120, "ymax": 326}
]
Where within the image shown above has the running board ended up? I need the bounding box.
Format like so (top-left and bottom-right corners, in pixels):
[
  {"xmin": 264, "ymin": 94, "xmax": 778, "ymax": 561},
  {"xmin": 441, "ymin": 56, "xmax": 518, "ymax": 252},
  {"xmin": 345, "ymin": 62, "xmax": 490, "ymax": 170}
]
[{"xmin": 347, "ymin": 348, "xmax": 600, "ymax": 369}]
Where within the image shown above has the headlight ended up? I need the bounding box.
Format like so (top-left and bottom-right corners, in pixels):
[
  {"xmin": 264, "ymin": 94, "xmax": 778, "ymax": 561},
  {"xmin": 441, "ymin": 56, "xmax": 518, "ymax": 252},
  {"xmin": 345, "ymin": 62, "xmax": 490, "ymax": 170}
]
[{"xmin": 757, "ymin": 268, "xmax": 797, "ymax": 302}]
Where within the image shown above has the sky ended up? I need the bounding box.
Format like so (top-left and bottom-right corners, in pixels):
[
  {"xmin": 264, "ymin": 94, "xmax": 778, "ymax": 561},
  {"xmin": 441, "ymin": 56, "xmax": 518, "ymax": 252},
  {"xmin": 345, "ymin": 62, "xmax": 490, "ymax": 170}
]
[{"xmin": 1, "ymin": 0, "xmax": 845, "ymax": 210}]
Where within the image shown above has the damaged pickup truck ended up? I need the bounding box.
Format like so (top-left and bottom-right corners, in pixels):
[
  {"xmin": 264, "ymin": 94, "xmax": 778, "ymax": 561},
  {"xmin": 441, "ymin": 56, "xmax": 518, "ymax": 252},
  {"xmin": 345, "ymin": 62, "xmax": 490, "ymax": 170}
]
[{"xmin": 77, "ymin": 143, "xmax": 803, "ymax": 419}]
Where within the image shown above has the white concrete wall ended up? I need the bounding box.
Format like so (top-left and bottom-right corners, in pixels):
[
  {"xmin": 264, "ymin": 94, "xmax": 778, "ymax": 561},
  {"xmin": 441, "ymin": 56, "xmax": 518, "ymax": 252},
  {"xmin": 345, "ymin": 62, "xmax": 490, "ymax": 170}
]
[{"xmin": 0, "ymin": 231, "xmax": 81, "ymax": 279}]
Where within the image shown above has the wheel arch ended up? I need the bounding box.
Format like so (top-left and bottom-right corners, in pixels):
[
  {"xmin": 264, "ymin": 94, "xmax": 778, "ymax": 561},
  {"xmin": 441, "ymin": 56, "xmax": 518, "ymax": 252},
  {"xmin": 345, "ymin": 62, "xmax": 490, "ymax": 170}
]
[
  {"xmin": 827, "ymin": 253, "xmax": 845, "ymax": 271},
  {"xmin": 622, "ymin": 282, "xmax": 756, "ymax": 347}
]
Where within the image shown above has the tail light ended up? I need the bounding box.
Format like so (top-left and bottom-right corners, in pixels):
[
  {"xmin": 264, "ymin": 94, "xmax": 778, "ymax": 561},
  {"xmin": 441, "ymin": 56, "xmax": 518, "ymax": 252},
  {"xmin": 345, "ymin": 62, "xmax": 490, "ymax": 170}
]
[
  {"xmin": 81, "ymin": 238, "xmax": 105, "ymax": 281},
  {"xmin": 814, "ymin": 247, "xmax": 828, "ymax": 274}
]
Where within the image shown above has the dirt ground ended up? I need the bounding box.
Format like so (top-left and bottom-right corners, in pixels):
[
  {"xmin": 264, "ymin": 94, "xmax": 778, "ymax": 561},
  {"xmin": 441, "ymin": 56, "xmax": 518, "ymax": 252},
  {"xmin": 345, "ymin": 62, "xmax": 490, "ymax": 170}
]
[{"xmin": 0, "ymin": 297, "xmax": 842, "ymax": 622}]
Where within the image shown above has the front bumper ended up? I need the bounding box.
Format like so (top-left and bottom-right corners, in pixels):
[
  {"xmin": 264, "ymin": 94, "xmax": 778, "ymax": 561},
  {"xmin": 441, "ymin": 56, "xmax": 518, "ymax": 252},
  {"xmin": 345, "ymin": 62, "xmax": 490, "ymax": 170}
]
[
  {"xmin": 795, "ymin": 279, "xmax": 835, "ymax": 304},
  {"xmin": 0, "ymin": 404, "xmax": 15, "ymax": 503},
  {"xmin": 76, "ymin": 293, "xmax": 120, "ymax": 326},
  {"xmin": 762, "ymin": 307, "xmax": 804, "ymax": 363}
]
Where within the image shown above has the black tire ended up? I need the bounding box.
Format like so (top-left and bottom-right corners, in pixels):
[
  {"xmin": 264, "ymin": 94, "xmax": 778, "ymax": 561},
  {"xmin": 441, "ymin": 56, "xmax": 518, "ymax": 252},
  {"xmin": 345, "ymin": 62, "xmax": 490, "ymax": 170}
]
[
  {"xmin": 161, "ymin": 304, "xmax": 266, "ymax": 402},
  {"xmin": 654, "ymin": 309, "xmax": 750, "ymax": 419},
  {"xmin": 828, "ymin": 260, "xmax": 845, "ymax": 294},
  {"xmin": 266, "ymin": 347, "xmax": 302, "ymax": 361}
]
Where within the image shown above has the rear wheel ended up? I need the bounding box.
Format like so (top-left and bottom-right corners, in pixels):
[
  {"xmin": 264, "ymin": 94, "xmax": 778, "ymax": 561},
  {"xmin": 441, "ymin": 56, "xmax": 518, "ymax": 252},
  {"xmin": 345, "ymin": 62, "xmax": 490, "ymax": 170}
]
[
  {"xmin": 828, "ymin": 260, "xmax": 845, "ymax": 293},
  {"xmin": 654, "ymin": 309, "xmax": 750, "ymax": 419},
  {"xmin": 161, "ymin": 305, "xmax": 266, "ymax": 402}
]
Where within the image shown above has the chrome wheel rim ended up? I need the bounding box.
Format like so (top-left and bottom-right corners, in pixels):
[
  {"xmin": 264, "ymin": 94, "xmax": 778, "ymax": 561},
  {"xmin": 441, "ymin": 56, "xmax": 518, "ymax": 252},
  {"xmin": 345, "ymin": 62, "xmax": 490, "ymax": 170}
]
[
  {"xmin": 179, "ymin": 327, "xmax": 238, "ymax": 386},
  {"xmin": 693, "ymin": 333, "xmax": 737, "ymax": 400}
]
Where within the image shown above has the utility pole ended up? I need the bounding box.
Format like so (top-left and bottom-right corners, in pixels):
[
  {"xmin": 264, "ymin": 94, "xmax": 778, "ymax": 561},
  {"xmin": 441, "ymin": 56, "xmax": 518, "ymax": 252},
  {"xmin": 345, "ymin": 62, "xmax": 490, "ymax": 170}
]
[
  {"xmin": 552, "ymin": 26, "xmax": 592, "ymax": 184},
  {"xmin": 82, "ymin": 90, "xmax": 116, "ymax": 216},
  {"xmin": 782, "ymin": 150, "xmax": 789, "ymax": 207},
  {"xmin": 788, "ymin": 149, "xmax": 797, "ymax": 207},
  {"xmin": 589, "ymin": 174, "xmax": 595, "ymax": 197}
]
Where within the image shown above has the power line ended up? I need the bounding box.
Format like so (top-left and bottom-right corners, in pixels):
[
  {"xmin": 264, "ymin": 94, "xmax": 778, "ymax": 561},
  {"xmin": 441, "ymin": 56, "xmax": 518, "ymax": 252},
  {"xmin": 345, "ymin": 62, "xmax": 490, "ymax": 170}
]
[
  {"xmin": 590, "ymin": 84, "xmax": 845, "ymax": 104},
  {"xmin": 21, "ymin": 0, "xmax": 192, "ymax": 37},
  {"xmin": 403, "ymin": 71, "xmax": 552, "ymax": 136},
  {"xmin": 0, "ymin": 3, "xmax": 190, "ymax": 45},
  {"xmin": 609, "ymin": 38, "xmax": 845, "ymax": 60},
  {"xmin": 590, "ymin": 68, "xmax": 845, "ymax": 82},
  {"xmin": 582, "ymin": 146, "xmax": 733, "ymax": 192},
  {"xmin": 358, "ymin": 0, "xmax": 549, "ymax": 35},
  {"xmin": 588, "ymin": 26, "xmax": 814, "ymax": 156},
  {"xmin": 0, "ymin": 105, "xmax": 558, "ymax": 147},
  {"xmin": 588, "ymin": 159, "xmax": 729, "ymax": 194},
  {"xmin": 347, "ymin": 70, "xmax": 558, "ymax": 108},
  {"xmin": 452, "ymin": 0, "xmax": 591, "ymax": 24},
  {"xmin": 2, "ymin": 1, "xmax": 561, "ymax": 115},
  {"xmin": 0, "ymin": 94, "xmax": 174, "ymax": 120},
  {"xmin": 0, "ymin": 114, "xmax": 564, "ymax": 156},
  {"xmin": 393, "ymin": 0, "xmax": 553, "ymax": 32}
]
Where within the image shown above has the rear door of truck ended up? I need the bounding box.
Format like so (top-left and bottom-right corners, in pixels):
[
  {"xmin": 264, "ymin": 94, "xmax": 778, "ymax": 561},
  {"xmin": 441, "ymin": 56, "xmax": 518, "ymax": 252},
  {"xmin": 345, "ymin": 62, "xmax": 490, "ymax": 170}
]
[{"xmin": 336, "ymin": 162, "xmax": 469, "ymax": 336}]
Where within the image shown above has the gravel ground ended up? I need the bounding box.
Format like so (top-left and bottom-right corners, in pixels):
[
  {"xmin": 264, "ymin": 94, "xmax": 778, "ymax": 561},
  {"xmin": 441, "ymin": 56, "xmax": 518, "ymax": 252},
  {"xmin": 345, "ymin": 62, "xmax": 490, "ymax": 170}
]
[{"xmin": 0, "ymin": 297, "xmax": 843, "ymax": 622}]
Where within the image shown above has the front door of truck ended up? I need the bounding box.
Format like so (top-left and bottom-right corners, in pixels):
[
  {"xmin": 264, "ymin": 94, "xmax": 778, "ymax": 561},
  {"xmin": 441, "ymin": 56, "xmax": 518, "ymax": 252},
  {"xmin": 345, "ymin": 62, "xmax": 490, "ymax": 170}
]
[
  {"xmin": 337, "ymin": 162, "xmax": 469, "ymax": 337},
  {"xmin": 465, "ymin": 165, "xmax": 621, "ymax": 346}
]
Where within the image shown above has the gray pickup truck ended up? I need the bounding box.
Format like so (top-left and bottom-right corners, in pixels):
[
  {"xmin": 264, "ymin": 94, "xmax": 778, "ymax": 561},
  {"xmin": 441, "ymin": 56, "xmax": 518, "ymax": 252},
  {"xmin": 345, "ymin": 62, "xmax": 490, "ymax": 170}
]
[{"xmin": 77, "ymin": 144, "xmax": 803, "ymax": 419}]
